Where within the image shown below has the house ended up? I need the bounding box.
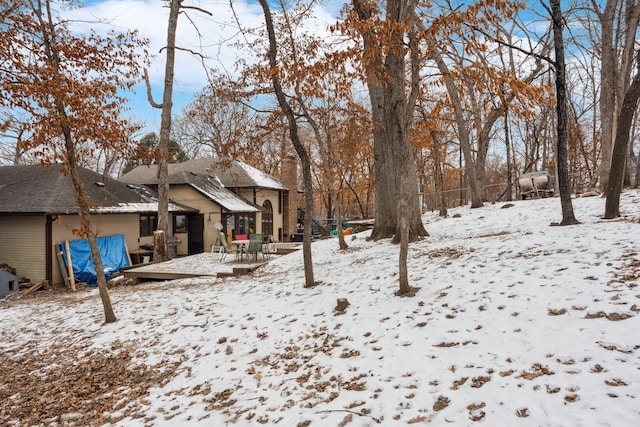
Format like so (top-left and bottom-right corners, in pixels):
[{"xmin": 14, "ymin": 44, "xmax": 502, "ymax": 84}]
[
  {"xmin": 0, "ymin": 164, "xmax": 195, "ymax": 285},
  {"xmin": 120, "ymin": 157, "xmax": 298, "ymax": 253}
]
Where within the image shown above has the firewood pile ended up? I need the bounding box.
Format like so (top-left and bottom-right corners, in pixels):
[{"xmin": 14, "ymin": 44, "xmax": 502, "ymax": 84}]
[{"xmin": 1, "ymin": 280, "xmax": 72, "ymax": 302}]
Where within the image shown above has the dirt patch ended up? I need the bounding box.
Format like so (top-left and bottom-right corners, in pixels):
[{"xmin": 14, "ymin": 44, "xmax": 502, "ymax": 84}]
[
  {"xmin": 0, "ymin": 338, "xmax": 181, "ymax": 426},
  {"xmin": 431, "ymin": 247, "xmax": 466, "ymax": 258},
  {"xmin": 421, "ymin": 247, "xmax": 466, "ymax": 259},
  {"xmin": 1, "ymin": 282, "xmax": 73, "ymax": 302}
]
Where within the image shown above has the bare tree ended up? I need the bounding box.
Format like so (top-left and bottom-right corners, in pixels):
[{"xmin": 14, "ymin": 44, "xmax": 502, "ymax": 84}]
[
  {"xmin": 549, "ymin": 0, "xmax": 579, "ymax": 225},
  {"xmin": 175, "ymin": 77, "xmax": 257, "ymax": 158},
  {"xmin": 604, "ymin": 62, "xmax": 640, "ymax": 217},
  {"xmin": 258, "ymin": 0, "xmax": 316, "ymax": 288},
  {"xmin": 592, "ymin": 0, "xmax": 640, "ymax": 191},
  {"xmin": 144, "ymin": 0, "xmax": 211, "ymax": 261},
  {"xmin": 428, "ymin": 11, "xmax": 550, "ymax": 208},
  {"xmin": 0, "ymin": 111, "xmax": 28, "ymax": 164},
  {"xmin": 2, "ymin": 0, "xmax": 148, "ymax": 323},
  {"xmin": 349, "ymin": 0, "xmax": 427, "ymax": 251}
]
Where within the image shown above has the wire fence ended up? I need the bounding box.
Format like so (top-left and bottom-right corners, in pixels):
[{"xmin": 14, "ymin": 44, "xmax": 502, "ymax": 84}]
[{"xmin": 421, "ymin": 183, "xmax": 512, "ymax": 211}]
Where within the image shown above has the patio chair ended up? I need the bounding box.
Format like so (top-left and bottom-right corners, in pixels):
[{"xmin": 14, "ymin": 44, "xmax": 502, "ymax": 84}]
[
  {"xmin": 212, "ymin": 236, "xmax": 229, "ymax": 262},
  {"xmin": 220, "ymin": 238, "xmax": 229, "ymax": 261},
  {"xmin": 245, "ymin": 233, "xmax": 265, "ymax": 262},
  {"xmin": 262, "ymin": 234, "xmax": 273, "ymax": 259}
]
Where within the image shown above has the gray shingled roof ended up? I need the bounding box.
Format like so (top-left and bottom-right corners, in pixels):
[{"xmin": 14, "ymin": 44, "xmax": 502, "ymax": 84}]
[
  {"xmin": 167, "ymin": 171, "xmax": 263, "ymax": 213},
  {"xmin": 120, "ymin": 158, "xmax": 288, "ymax": 191},
  {"xmin": 0, "ymin": 164, "xmax": 195, "ymax": 215}
]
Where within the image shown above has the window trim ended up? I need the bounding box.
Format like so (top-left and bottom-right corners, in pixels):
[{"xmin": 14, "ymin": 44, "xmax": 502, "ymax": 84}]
[
  {"xmin": 139, "ymin": 213, "xmax": 157, "ymax": 237},
  {"xmin": 262, "ymin": 200, "xmax": 273, "ymax": 236},
  {"xmin": 173, "ymin": 214, "xmax": 188, "ymax": 234}
]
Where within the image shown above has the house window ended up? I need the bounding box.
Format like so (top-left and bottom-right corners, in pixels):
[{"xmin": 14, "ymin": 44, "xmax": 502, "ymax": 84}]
[
  {"xmin": 233, "ymin": 213, "xmax": 255, "ymax": 237},
  {"xmin": 140, "ymin": 214, "xmax": 157, "ymax": 237},
  {"xmin": 262, "ymin": 200, "xmax": 273, "ymax": 236},
  {"xmin": 173, "ymin": 214, "xmax": 187, "ymax": 233}
]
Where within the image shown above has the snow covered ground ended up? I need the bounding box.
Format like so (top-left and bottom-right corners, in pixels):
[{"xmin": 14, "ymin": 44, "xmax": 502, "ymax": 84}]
[{"xmin": 2, "ymin": 191, "xmax": 640, "ymax": 426}]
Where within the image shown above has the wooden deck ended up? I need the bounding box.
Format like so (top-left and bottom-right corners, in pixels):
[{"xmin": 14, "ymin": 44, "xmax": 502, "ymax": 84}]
[{"xmin": 123, "ymin": 252, "xmax": 270, "ymax": 281}]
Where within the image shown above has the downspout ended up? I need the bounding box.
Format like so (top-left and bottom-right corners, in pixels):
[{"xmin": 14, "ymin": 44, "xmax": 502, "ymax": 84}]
[
  {"xmin": 253, "ymin": 189, "xmax": 258, "ymax": 235},
  {"xmin": 46, "ymin": 215, "xmax": 54, "ymax": 283}
]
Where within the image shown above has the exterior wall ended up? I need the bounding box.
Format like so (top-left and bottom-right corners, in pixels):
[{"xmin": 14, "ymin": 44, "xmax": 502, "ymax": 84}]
[
  {"xmin": 170, "ymin": 184, "xmax": 285, "ymax": 249},
  {"xmin": 231, "ymin": 188, "xmax": 283, "ymax": 242},
  {"xmin": 169, "ymin": 186, "xmax": 224, "ymax": 254},
  {"xmin": 280, "ymin": 155, "xmax": 299, "ymax": 241},
  {"xmin": 51, "ymin": 213, "xmax": 140, "ymax": 285},
  {"xmin": 0, "ymin": 216, "xmax": 47, "ymax": 284},
  {"xmin": 0, "ymin": 213, "xmax": 140, "ymax": 286},
  {"xmin": 254, "ymin": 189, "xmax": 282, "ymax": 242}
]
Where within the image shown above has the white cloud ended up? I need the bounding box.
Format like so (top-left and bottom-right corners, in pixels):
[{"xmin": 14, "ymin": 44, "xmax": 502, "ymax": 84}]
[
  {"xmin": 70, "ymin": 1, "xmax": 261, "ymax": 87},
  {"xmin": 66, "ymin": 0, "xmax": 338, "ymax": 134}
]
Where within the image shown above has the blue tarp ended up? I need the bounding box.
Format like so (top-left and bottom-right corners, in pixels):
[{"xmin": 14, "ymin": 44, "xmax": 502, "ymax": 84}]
[{"xmin": 60, "ymin": 234, "xmax": 130, "ymax": 287}]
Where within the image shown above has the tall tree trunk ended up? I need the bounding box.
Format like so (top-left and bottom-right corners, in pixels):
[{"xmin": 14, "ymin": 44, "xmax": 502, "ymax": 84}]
[
  {"xmin": 597, "ymin": 1, "xmax": 640, "ymax": 190},
  {"xmin": 550, "ymin": 0, "xmax": 579, "ymax": 225},
  {"xmin": 605, "ymin": 70, "xmax": 640, "ymax": 217},
  {"xmin": 41, "ymin": 0, "xmax": 116, "ymax": 323},
  {"xmin": 352, "ymin": 0, "xmax": 427, "ymax": 241},
  {"xmin": 430, "ymin": 130, "xmax": 448, "ymax": 217},
  {"xmin": 388, "ymin": 0, "xmax": 421, "ymax": 295},
  {"xmin": 619, "ymin": 1, "xmax": 640, "ymax": 189},
  {"xmin": 431, "ymin": 47, "xmax": 484, "ymax": 208},
  {"xmin": 353, "ymin": 0, "xmax": 398, "ymax": 239},
  {"xmin": 300, "ymin": 100, "xmax": 348, "ymax": 250},
  {"xmin": 153, "ymin": 0, "xmax": 181, "ymax": 262},
  {"xmin": 598, "ymin": 1, "xmax": 618, "ymax": 192},
  {"xmin": 65, "ymin": 139, "xmax": 116, "ymax": 323},
  {"xmin": 352, "ymin": 0, "xmax": 423, "ymax": 295},
  {"xmin": 387, "ymin": 6, "xmax": 411, "ymax": 294},
  {"xmin": 259, "ymin": 0, "xmax": 315, "ymax": 287},
  {"xmin": 505, "ymin": 104, "xmax": 513, "ymax": 201}
]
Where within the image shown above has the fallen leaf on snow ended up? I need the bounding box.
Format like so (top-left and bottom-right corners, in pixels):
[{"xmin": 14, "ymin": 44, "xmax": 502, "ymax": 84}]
[
  {"xmin": 564, "ymin": 394, "xmax": 579, "ymax": 402},
  {"xmin": 433, "ymin": 395, "xmax": 450, "ymax": 411},
  {"xmin": 604, "ymin": 378, "xmax": 628, "ymax": 386}
]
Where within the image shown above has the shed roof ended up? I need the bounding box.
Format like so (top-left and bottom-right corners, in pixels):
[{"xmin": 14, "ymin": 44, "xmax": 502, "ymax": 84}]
[
  {"xmin": 120, "ymin": 158, "xmax": 288, "ymax": 191},
  {"xmin": 0, "ymin": 164, "xmax": 195, "ymax": 215}
]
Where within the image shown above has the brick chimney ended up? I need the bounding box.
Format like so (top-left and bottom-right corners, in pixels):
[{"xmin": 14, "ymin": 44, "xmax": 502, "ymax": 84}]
[{"xmin": 280, "ymin": 154, "xmax": 299, "ymax": 241}]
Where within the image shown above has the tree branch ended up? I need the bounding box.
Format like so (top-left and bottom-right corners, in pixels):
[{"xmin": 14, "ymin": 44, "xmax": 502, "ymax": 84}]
[
  {"xmin": 158, "ymin": 45, "xmax": 206, "ymax": 60},
  {"xmin": 464, "ymin": 22, "xmax": 554, "ymax": 66},
  {"xmin": 143, "ymin": 68, "xmax": 163, "ymax": 109},
  {"xmin": 182, "ymin": 5, "xmax": 212, "ymax": 16}
]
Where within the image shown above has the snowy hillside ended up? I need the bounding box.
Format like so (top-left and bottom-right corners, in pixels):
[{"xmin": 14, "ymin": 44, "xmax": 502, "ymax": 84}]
[{"xmin": 1, "ymin": 191, "xmax": 639, "ymax": 426}]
